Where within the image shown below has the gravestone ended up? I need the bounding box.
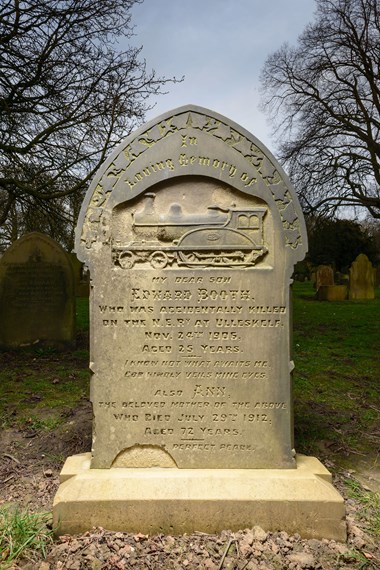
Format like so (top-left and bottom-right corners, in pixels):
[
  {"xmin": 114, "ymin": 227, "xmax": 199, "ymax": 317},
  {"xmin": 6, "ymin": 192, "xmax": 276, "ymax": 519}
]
[
  {"xmin": 0, "ymin": 233, "xmax": 75, "ymax": 349},
  {"xmin": 348, "ymin": 254, "xmax": 375, "ymax": 300},
  {"xmin": 316, "ymin": 265, "xmax": 334, "ymax": 290},
  {"xmin": 315, "ymin": 265, "xmax": 335, "ymax": 300},
  {"xmin": 53, "ymin": 105, "xmax": 345, "ymax": 539}
]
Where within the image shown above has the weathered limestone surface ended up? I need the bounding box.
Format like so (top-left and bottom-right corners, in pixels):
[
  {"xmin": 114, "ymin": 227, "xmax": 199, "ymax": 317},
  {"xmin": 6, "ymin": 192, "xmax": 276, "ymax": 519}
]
[
  {"xmin": 75, "ymin": 105, "xmax": 308, "ymax": 470},
  {"xmin": 0, "ymin": 232, "xmax": 75, "ymax": 349},
  {"xmin": 54, "ymin": 105, "xmax": 345, "ymax": 539}
]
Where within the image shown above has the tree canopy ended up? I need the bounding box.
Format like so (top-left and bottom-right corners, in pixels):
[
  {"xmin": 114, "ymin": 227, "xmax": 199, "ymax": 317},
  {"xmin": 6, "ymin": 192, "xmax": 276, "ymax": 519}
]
[
  {"xmin": 306, "ymin": 216, "xmax": 377, "ymax": 270},
  {"xmin": 0, "ymin": 0, "xmax": 177, "ymax": 250},
  {"xmin": 260, "ymin": 0, "xmax": 380, "ymax": 219}
]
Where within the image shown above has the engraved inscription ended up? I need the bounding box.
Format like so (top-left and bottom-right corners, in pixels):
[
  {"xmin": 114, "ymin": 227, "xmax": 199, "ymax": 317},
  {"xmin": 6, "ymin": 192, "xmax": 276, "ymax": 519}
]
[
  {"xmin": 92, "ymin": 265, "xmax": 292, "ymax": 468},
  {"xmin": 4, "ymin": 262, "xmax": 67, "ymax": 310}
]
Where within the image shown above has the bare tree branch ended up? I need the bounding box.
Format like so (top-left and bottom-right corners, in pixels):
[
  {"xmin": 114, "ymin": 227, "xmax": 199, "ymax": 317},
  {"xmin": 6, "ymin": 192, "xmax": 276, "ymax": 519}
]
[
  {"xmin": 260, "ymin": 0, "xmax": 380, "ymax": 219},
  {"xmin": 0, "ymin": 0, "xmax": 181, "ymax": 249}
]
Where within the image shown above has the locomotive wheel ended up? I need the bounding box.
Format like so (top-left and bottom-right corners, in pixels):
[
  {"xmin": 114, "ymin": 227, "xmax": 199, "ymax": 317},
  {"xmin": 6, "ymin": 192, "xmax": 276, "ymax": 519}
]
[
  {"xmin": 150, "ymin": 251, "xmax": 168, "ymax": 268},
  {"xmin": 119, "ymin": 251, "xmax": 135, "ymax": 269}
]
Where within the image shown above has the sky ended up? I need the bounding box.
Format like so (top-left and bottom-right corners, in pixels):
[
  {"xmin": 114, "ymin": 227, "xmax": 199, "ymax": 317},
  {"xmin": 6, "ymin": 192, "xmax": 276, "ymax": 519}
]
[{"xmin": 128, "ymin": 0, "xmax": 317, "ymax": 154}]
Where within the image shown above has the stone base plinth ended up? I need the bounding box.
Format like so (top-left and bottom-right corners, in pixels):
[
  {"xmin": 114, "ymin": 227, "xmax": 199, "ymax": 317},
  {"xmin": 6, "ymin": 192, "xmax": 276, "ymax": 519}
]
[{"xmin": 53, "ymin": 453, "xmax": 346, "ymax": 541}]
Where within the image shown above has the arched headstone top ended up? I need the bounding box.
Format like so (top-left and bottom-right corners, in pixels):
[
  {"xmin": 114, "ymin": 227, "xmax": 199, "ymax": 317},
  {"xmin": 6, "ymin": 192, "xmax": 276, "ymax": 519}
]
[
  {"xmin": 3, "ymin": 231, "xmax": 67, "ymax": 257},
  {"xmin": 75, "ymin": 105, "xmax": 307, "ymax": 266}
]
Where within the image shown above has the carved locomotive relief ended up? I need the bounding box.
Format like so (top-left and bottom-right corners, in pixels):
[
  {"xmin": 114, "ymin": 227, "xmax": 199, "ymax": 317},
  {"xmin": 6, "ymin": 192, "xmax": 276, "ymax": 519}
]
[{"xmin": 112, "ymin": 193, "xmax": 268, "ymax": 269}]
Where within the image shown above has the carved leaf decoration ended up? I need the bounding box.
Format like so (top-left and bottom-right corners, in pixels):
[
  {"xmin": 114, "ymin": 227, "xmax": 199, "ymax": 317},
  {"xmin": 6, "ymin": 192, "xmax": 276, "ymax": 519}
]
[
  {"xmin": 285, "ymin": 228, "xmax": 301, "ymax": 246},
  {"xmin": 211, "ymin": 123, "xmax": 233, "ymax": 141},
  {"xmin": 171, "ymin": 113, "xmax": 190, "ymax": 130},
  {"xmin": 232, "ymin": 137, "xmax": 254, "ymax": 157},
  {"xmin": 186, "ymin": 113, "xmax": 209, "ymax": 129},
  {"xmin": 270, "ymin": 185, "xmax": 289, "ymax": 202},
  {"xmin": 280, "ymin": 203, "xmax": 298, "ymax": 225}
]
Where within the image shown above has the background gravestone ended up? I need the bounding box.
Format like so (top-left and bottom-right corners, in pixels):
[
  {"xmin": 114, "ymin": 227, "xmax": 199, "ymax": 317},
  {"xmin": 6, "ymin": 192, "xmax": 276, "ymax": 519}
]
[
  {"xmin": 348, "ymin": 254, "xmax": 375, "ymax": 300},
  {"xmin": 0, "ymin": 233, "xmax": 75, "ymax": 349},
  {"xmin": 315, "ymin": 265, "xmax": 338, "ymax": 300},
  {"xmin": 316, "ymin": 265, "xmax": 334, "ymax": 290},
  {"xmin": 54, "ymin": 105, "xmax": 345, "ymax": 540}
]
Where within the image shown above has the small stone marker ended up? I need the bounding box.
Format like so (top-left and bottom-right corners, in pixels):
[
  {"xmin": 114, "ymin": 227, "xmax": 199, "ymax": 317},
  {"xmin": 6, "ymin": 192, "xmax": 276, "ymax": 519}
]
[
  {"xmin": 349, "ymin": 254, "xmax": 375, "ymax": 300},
  {"xmin": 54, "ymin": 105, "xmax": 346, "ymax": 540},
  {"xmin": 317, "ymin": 285, "xmax": 347, "ymax": 301},
  {"xmin": 0, "ymin": 232, "xmax": 75, "ymax": 349}
]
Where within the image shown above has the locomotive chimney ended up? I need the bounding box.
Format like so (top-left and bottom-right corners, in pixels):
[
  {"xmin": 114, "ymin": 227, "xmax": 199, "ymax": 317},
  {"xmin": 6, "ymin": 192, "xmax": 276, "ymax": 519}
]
[
  {"xmin": 134, "ymin": 192, "xmax": 157, "ymax": 224},
  {"xmin": 141, "ymin": 192, "xmax": 156, "ymax": 216}
]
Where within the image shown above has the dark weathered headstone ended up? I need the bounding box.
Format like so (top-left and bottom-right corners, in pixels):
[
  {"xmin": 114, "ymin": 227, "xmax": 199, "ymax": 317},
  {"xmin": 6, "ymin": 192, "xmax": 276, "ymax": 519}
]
[
  {"xmin": 54, "ymin": 105, "xmax": 345, "ymax": 540},
  {"xmin": 0, "ymin": 233, "xmax": 75, "ymax": 348}
]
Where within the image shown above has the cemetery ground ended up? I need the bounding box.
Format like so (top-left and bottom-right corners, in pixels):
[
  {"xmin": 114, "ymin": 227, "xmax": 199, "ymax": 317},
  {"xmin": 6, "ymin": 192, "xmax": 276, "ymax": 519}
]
[{"xmin": 0, "ymin": 282, "xmax": 379, "ymax": 569}]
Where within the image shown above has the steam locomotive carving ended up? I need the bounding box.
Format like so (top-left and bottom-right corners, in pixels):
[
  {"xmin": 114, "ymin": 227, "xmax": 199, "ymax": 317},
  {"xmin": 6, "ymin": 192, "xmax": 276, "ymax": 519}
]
[{"xmin": 113, "ymin": 193, "xmax": 268, "ymax": 269}]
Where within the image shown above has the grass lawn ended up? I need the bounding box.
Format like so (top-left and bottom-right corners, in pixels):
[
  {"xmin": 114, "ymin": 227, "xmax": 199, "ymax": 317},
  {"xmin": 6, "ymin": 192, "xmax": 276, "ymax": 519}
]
[{"xmin": 292, "ymin": 281, "xmax": 380, "ymax": 461}]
